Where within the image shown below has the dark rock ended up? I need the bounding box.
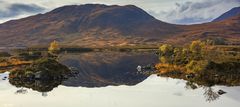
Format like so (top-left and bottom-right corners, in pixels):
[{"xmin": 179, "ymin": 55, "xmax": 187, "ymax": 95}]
[
  {"xmin": 186, "ymin": 73, "xmax": 195, "ymax": 79},
  {"xmin": 218, "ymin": 90, "xmax": 227, "ymax": 95}
]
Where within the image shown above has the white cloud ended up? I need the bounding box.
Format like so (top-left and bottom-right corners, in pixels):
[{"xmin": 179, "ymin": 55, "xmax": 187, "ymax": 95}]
[
  {"xmin": 0, "ymin": 0, "xmax": 45, "ymax": 23},
  {"xmin": 154, "ymin": 0, "xmax": 240, "ymax": 24}
]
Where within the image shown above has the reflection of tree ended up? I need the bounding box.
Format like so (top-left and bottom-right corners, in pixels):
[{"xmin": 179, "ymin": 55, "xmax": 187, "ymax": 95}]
[
  {"xmin": 203, "ymin": 87, "xmax": 219, "ymax": 102},
  {"xmin": 8, "ymin": 58, "xmax": 72, "ymax": 96},
  {"xmin": 185, "ymin": 81, "xmax": 198, "ymax": 90},
  {"xmin": 42, "ymin": 92, "xmax": 48, "ymax": 97},
  {"xmin": 15, "ymin": 87, "xmax": 28, "ymax": 94},
  {"xmin": 157, "ymin": 40, "xmax": 240, "ymax": 103},
  {"xmin": 9, "ymin": 78, "xmax": 62, "ymax": 93}
]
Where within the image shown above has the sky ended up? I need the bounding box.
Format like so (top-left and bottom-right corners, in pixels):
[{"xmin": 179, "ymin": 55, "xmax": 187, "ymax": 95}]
[{"xmin": 0, "ymin": 0, "xmax": 239, "ymax": 24}]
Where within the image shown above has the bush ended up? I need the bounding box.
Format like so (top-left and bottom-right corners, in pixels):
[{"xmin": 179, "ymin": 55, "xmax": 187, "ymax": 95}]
[
  {"xmin": 186, "ymin": 60, "xmax": 209, "ymax": 73},
  {"xmin": 159, "ymin": 44, "xmax": 174, "ymax": 56},
  {"xmin": 9, "ymin": 58, "xmax": 71, "ymax": 80}
]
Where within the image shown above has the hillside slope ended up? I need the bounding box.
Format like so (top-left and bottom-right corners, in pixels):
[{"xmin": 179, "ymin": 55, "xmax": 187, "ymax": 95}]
[
  {"xmin": 166, "ymin": 15, "xmax": 240, "ymax": 45},
  {"xmin": 0, "ymin": 4, "xmax": 180, "ymax": 47},
  {"xmin": 213, "ymin": 6, "xmax": 240, "ymax": 22},
  {"xmin": 0, "ymin": 4, "xmax": 239, "ymax": 47}
]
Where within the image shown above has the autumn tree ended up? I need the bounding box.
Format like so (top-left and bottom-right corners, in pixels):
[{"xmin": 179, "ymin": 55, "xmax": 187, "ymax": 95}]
[
  {"xmin": 159, "ymin": 44, "xmax": 174, "ymax": 56},
  {"xmin": 189, "ymin": 40, "xmax": 206, "ymax": 60},
  {"xmin": 48, "ymin": 40, "xmax": 60, "ymax": 53},
  {"xmin": 190, "ymin": 40, "xmax": 204, "ymax": 53}
]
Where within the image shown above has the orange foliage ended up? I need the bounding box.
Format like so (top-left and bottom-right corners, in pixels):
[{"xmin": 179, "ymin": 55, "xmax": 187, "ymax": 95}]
[
  {"xmin": 0, "ymin": 58, "xmax": 32, "ymax": 67},
  {"xmin": 155, "ymin": 63, "xmax": 185, "ymax": 74}
]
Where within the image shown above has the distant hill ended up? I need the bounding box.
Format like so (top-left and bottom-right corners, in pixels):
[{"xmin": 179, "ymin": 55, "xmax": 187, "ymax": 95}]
[
  {"xmin": 213, "ymin": 7, "xmax": 240, "ymax": 22},
  {"xmin": 166, "ymin": 14, "xmax": 240, "ymax": 45},
  {"xmin": 0, "ymin": 4, "xmax": 239, "ymax": 47}
]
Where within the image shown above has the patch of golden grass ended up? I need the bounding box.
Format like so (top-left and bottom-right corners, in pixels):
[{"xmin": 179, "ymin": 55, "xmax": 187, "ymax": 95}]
[
  {"xmin": 155, "ymin": 63, "xmax": 185, "ymax": 74},
  {"xmin": 0, "ymin": 58, "xmax": 32, "ymax": 67}
]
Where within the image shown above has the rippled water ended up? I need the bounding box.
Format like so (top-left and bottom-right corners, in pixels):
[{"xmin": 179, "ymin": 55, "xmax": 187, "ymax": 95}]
[{"xmin": 0, "ymin": 52, "xmax": 240, "ymax": 107}]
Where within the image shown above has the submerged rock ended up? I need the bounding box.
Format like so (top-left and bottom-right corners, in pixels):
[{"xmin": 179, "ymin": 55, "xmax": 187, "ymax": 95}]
[
  {"xmin": 186, "ymin": 73, "xmax": 195, "ymax": 79},
  {"xmin": 0, "ymin": 72, "xmax": 9, "ymax": 80},
  {"xmin": 218, "ymin": 90, "xmax": 227, "ymax": 95},
  {"xmin": 137, "ymin": 65, "xmax": 142, "ymax": 72}
]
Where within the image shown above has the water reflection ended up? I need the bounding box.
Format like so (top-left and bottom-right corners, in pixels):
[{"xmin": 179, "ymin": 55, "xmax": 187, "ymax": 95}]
[
  {"xmin": 203, "ymin": 87, "xmax": 220, "ymax": 102},
  {"xmin": 59, "ymin": 52, "xmax": 158, "ymax": 87},
  {"xmin": 183, "ymin": 81, "xmax": 221, "ymax": 102},
  {"xmin": 1, "ymin": 51, "xmax": 240, "ymax": 104},
  {"xmin": 8, "ymin": 58, "xmax": 73, "ymax": 94},
  {"xmin": 9, "ymin": 78, "xmax": 63, "ymax": 93},
  {"xmin": 158, "ymin": 63, "xmax": 240, "ymax": 102},
  {"xmin": 156, "ymin": 65, "xmax": 240, "ymax": 102},
  {"xmin": 6, "ymin": 52, "xmax": 159, "ymax": 94},
  {"xmin": 155, "ymin": 52, "xmax": 240, "ymax": 102}
]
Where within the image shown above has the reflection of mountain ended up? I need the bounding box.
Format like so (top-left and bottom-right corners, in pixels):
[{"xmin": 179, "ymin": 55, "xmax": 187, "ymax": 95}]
[{"xmin": 59, "ymin": 52, "xmax": 158, "ymax": 87}]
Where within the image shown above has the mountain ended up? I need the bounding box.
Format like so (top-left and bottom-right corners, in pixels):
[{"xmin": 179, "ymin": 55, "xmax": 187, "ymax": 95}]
[
  {"xmin": 213, "ymin": 6, "xmax": 240, "ymax": 22},
  {"xmin": 0, "ymin": 4, "xmax": 180, "ymax": 47},
  {"xmin": 0, "ymin": 4, "xmax": 239, "ymax": 47},
  {"xmin": 165, "ymin": 14, "xmax": 240, "ymax": 45}
]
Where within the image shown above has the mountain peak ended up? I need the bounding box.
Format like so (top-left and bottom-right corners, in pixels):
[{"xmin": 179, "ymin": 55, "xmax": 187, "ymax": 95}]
[
  {"xmin": 0, "ymin": 4, "xmax": 179, "ymax": 46},
  {"xmin": 213, "ymin": 6, "xmax": 240, "ymax": 22},
  {"xmin": 47, "ymin": 4, "xmax": 155, "ymax": 21},
  {"xmin": 50, "ymin": 4, "xmax": 141, "ymax": 14}
]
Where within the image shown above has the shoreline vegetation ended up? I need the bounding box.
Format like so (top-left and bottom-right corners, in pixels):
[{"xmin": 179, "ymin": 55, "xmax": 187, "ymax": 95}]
[
  {"xmin": 23, "ymin": 45, "xmax": 160, "ymax": 52},
  {"xmin": 0, "ymin": 39, "xmax": 240, "ymax": 74},
  {"xmin": 154, "ymin": 39, "xmax": 240, "ymax": 86},
  {"xmin": 2, "ymin": 42, "xmax": 75, "ymax": 92},
  {"xmin": 0, "ymin": 39, "xmax": 240, "ymax": 94},
  {"xmin": 0, "ymin": 42, "xmax": 158, "ymax": 73}
]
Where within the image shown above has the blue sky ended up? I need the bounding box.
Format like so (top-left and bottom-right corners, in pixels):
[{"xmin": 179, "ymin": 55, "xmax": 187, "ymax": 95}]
[{"xmin": 0, "ymin": 0, "xmax": 239, "ymax": 24}]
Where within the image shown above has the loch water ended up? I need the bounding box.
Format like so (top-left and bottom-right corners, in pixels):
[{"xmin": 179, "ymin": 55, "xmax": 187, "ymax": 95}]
[{"xmin": 0, "ymin": 52, "xmax": 240, "ymax": 107}]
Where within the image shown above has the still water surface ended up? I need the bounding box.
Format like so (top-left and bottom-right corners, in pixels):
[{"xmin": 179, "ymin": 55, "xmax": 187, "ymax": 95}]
[{"xmin": 0, "ymin": 52, "xmax": 240, "ymax": 107}]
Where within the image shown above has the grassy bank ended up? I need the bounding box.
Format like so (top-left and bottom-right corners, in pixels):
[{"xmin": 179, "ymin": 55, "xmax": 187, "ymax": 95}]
[{"xmin": 155, "ymin": 40, "xmax": 240, "ymax": 75}]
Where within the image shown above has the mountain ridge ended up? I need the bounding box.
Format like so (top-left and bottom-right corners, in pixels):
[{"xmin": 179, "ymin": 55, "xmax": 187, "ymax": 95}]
[
  {"xmin": 0, "ymin": 4, "xmax": 239, "ymax": 47},
  {"xmin": 213, "ymin": 6, "xmax": 240, "ymax": 22}
]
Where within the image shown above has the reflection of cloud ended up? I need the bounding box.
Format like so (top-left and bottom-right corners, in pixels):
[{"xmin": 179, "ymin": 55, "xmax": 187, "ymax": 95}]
[
  {"xmin": 176, "ymin": 81, "xmax": 181, "ymax": 85},
  {"xmin": 154, "ymin": 0, "xmax": 240, "ymax": 24},
  {"xmin": 221, "ymin": 87, "xmax": 240, "ymax": 102},
  {"xmin": 0, "ymin": 1, "xmax": 45, "ymax": 23},
  {"xmin": 173, "ymin": 92, "xmax": 183, "ymax": 96},
  {"xmin": 0, "ymin": 76, "xmax": 11, "ymax": 91}
]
